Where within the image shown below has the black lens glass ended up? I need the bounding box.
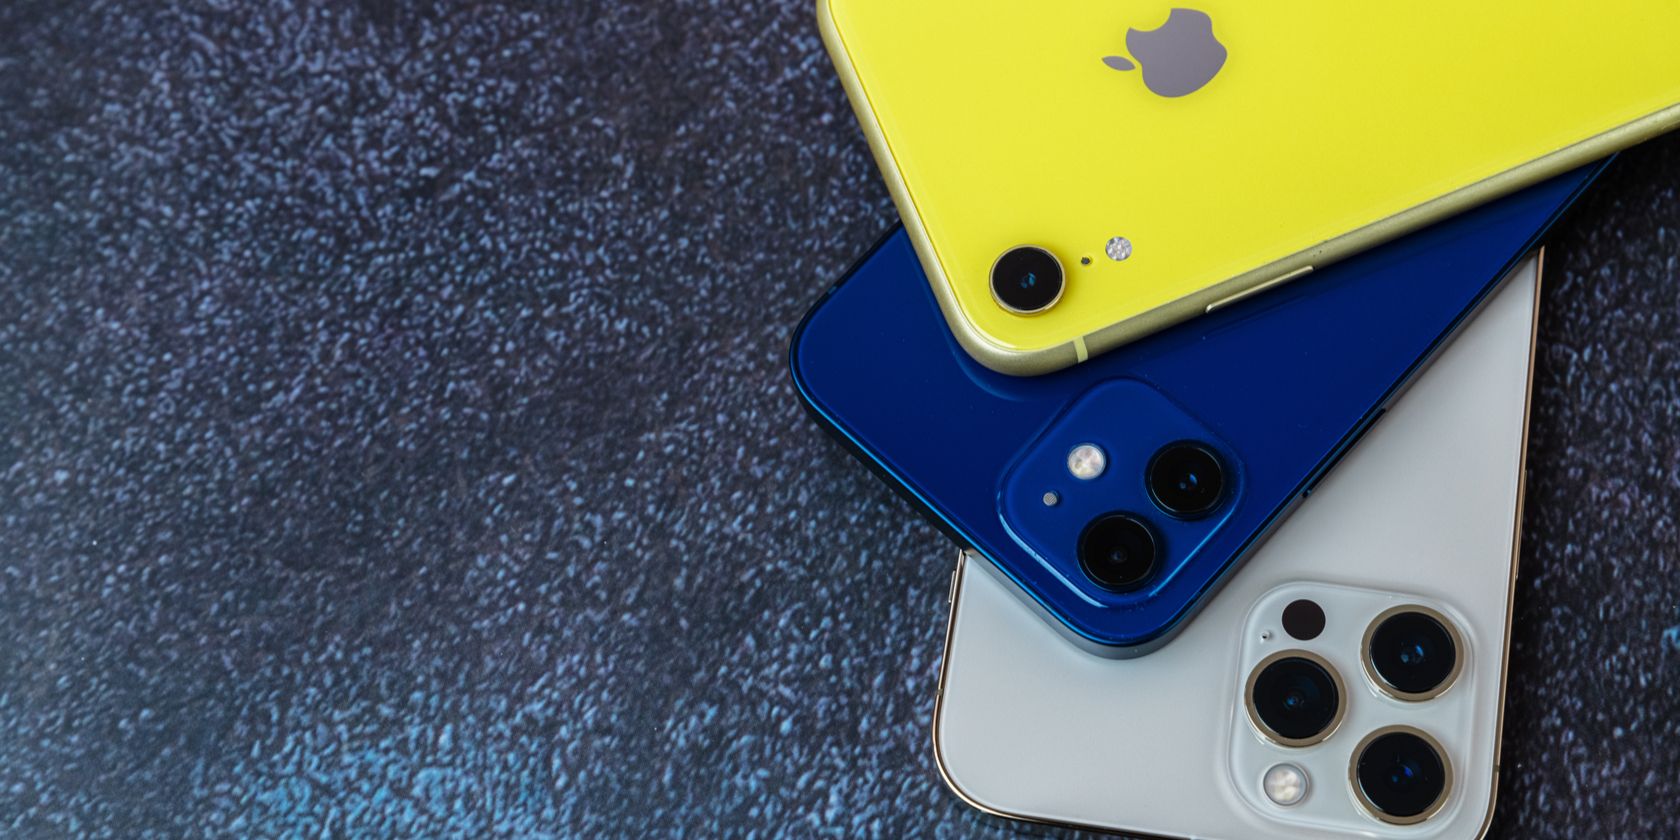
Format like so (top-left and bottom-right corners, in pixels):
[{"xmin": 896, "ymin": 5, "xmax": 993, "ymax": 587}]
[
  {"xmin": 1077, "ymin": 513, "xmax": 1158, "ymax": 591},
  {"xmin": 1147, "ymin": 443, "xmax": 1226, "ymax": 517},
  {"xmin": 991, "ymin": 247, "xmax": 1063, "ymax": 313},
  {"xmin": 1282, "ymin": 599, "xmax": 1326, "ymax": 641},
  {"xmin": 1356, "ymin": 731, "xmax": 1448, "ymax": 819},
  {"xmin": 1369, "ymin": 611, "xmax": 1457, "ymax": 696},
  {"xmin": 1251, "ymin": 656, "xmax": 1339, "ymax": 742}
]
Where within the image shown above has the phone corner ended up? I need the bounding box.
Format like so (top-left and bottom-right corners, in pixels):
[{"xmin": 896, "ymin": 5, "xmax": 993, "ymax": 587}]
[
  {"xmin": 784, "ymin": 303, "xmax": 822, "ymax": 412},
  {"xmin": 1074, "ymin": 621, "xmax": 1176, "ymax": 660},
  {"xmin": 949, "ymin": 326, "xmax": 1081, "ymax": 377},
  {"xmin": 1470, "ymin": 779, "xmax": 1501, "ymax": 840},
  {"xmin": 813, "ymin": 0, "xmax": 846, "ymax": 57},
  {"xmin": 926, "ymin": 696, "xmax": 1025, "ymax": 827},
  {"xmin": 928, "ymin": 551, "xmax": 1008, "ymax": 822},
  {"xmin": 1075, "ymin": 299, "xmax": 1202, "ymax": 371}
]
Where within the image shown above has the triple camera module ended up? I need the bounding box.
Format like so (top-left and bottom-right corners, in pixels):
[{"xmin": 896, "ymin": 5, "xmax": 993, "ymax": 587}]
[
  {"xmin": 1077, "ymin": 442, "xmax": 1227, "ymax": 591},
  {"xmin": 1244, "ymin": 604, "xmax": 1464, "ymax": 824}
]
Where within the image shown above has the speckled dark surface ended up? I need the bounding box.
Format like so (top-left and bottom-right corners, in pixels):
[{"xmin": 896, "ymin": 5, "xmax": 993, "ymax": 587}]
[{"xmin": 0, "ymin": 2, "xmax": 1675, "ymax": 837}]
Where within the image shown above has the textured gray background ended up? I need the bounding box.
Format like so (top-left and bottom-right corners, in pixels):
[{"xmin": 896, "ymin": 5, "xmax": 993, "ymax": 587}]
[{"xmin": 0, "ymin": 1, "xmax": 1676, "ymax": 837}]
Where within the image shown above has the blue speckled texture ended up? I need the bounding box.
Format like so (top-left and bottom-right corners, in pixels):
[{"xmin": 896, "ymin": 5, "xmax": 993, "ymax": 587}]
[{"xmin": 0, "ymin": 2, "xmax": 1674, "ymax": 837}]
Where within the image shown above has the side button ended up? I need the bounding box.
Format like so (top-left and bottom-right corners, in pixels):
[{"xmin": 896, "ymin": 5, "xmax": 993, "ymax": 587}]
[
  {"xmin": 1206, "ymin": 265, "xmax": 1315, "ymax": 314},
  {"xmin": 947, "ymin": 549, "xmax": 969, "ymax": 604}
]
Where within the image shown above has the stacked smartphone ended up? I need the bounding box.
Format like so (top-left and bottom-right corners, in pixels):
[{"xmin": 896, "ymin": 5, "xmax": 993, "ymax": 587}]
[{"xmin": 791, "ymin": 3, "xmax": 1680, "ymax": 837}]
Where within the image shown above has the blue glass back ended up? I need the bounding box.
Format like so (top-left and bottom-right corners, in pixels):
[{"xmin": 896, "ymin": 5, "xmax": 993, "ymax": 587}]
[{"xmin": 790, "ymin": 163, "xmax": 1602, "ymax": 654}]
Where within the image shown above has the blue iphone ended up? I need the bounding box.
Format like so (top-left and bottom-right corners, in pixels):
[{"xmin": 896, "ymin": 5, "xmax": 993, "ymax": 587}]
[{"xmin": 790, "ymin": 162, "xmax": 1605, "ymax": 656}]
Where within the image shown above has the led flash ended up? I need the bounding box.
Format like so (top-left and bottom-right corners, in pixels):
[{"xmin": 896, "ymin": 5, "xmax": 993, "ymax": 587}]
[
  {"xmin": 1042, "ymin": 491, "xmax": 1061, "ymax": 506},
  {"xmin": 1263, "ymin": 763, "xmax": 1309, "ymax": 807},
  {"xmin": 1067, "ymin": 444, "xmax": 1107, "ymax": 480},
  {"xmin": 1106, "ymin": 236, "xmax": 1133, "ymax": 262}
]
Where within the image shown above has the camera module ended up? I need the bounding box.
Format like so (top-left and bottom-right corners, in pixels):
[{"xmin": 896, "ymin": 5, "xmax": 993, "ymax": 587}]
[
  {"xmin": 1245, "ymin": 651, "xmax": 1344, "ymax": 746},
  {"xmin": 1077, "ymin": 512, "xmax": 1158, "ymax": 591},
  {"xmin": 1364, "ymin": 606, "xmax": 1463, "ymax": 700},
  {"xmin": 1352, "ymin": 727, "xmax": 1452, "ymax": 824},
  {"xmin": 990, "ymin": 246, "xmax": 1064, "ymax": 314},
  {"xmin": 1147, "ymin": 442, "xmax": 1226, "ymax": 518}
]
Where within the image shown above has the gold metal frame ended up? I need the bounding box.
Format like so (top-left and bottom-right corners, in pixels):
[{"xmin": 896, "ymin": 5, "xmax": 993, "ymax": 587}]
[
  {"xmin": 929, "ymin": 550, "xmax": 1185, "ymax": 840},
  {"xmin": 1472, "ymin": 246, "xmax": 1548, "ymax": 840}
]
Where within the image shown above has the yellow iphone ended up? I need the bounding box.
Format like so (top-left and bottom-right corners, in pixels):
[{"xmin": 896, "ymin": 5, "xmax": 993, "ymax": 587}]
[{"xmin": 819, "ymin": 1, "xmax": 1680, "ymax": 374}]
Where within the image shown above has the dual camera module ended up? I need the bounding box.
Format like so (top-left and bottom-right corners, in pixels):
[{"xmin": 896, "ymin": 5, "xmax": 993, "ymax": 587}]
[
  {"xmin": 1245, "ymin": 606, "xmax": 1463, "ymax": 823},
  {"xmin": 1077, "ymin": 443, "xmax": 1226, "ymax": 591}
]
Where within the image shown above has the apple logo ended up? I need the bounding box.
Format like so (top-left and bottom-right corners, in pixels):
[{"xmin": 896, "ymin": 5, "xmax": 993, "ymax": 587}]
[{"xmin": 1102, "ymin": 8, "xmax": 1227, "ymax": 98}]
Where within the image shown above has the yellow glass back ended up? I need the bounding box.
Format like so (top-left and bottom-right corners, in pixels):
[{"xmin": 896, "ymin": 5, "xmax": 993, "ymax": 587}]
[{"xmin": 820, "ymin": 0, "xmax": 1680, "ymax": 374}]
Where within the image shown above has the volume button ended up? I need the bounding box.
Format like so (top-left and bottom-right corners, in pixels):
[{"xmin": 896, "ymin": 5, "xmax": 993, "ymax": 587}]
[{"xmin": 1206, "ymin": 266, "xmax": 1315, "ymax": 313}]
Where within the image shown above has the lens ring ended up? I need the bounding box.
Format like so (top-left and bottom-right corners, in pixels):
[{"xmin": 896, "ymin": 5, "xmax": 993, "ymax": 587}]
[
  {"xmin": 1146, "ymin": 441, "xmax": 1227, "ymax": 519},
  {"xmin": 1361, "ymin": 605, "xmax": 1466, "ymax": 701},
  {"xmin": 1077, "ymin": 512, "xmax": 1159, "ymax": 592},
  {"xmin": 1243, "ymin": 650, "xmax": 1347, "ymax": 748},
  {"xmin": 989, "ymin": 246, "xmax": 1065, "ymax": 314},
  {"xmin": 1350, "ymin": 726, "xmax": 1454, "ymax": 825}
]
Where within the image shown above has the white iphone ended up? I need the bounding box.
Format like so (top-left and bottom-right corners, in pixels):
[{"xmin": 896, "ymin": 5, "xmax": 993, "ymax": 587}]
[{"xmin": 934, "ymin": 253, "xmax": 1545, "ymax": 839}]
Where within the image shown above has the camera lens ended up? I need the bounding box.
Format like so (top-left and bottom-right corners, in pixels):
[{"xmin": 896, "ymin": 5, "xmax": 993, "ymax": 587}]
[
  {"xmin": 990, "ymin": 246, "xmax": 1064, "ymax": 314},
  {"xmin": 1365, "ymin": 607, "xmax": 1462, "ymax": 699},
  {"xmin": 1353, "ymin": 728, "xmax": 1451, "ymax": 823},
  {"xmin": 1147, "ymin": 442, "xmax": 1226, "ymax": 518},
  {"xmin": 1245, "ymin": 652, "xmax": 1344, "ymax": 746},
  {"xmin": 1077, "ymin": 513, "xmax": 1158, "ymax": 591}
]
